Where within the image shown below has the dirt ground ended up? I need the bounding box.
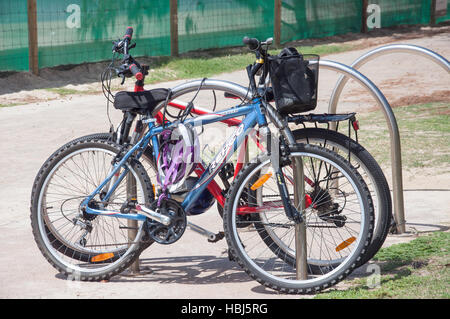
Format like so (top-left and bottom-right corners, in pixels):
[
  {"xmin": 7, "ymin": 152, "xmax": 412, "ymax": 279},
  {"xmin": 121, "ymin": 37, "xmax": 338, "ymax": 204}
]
[{"xmin": 0, "ymin": 26, "xmax": 449, "ymax": 299}]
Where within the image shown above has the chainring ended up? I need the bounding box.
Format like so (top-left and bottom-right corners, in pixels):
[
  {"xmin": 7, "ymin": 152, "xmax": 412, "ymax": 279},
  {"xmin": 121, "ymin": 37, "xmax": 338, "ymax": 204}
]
[{"xmin": 145, "ymin": 199, "xmax": 187, "ymax": 245}]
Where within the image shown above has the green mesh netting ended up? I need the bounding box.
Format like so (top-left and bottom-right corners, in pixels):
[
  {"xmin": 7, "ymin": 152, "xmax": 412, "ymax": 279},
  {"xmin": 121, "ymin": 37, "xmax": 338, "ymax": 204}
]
[
  {"xmin": 281, "ymin": 0, "xmax": 363, "ymax": 43},
  {"xmin": 0, "ymin": 0, "xmax": 448, "ymax": 72},
  {"xmin": 36, "ymin": 0, "xmax": 170, "ymax": 68},
  {"xmin": 0, "ymin": 0, "xmax": 29, "ymax": 71},
  {"xmin": 367, "ymin": 0, "xmax": 432, "ymax": 28},
  {"xmin": 178, "ymin": 0, "xmax": 274, "ymax": 53}
]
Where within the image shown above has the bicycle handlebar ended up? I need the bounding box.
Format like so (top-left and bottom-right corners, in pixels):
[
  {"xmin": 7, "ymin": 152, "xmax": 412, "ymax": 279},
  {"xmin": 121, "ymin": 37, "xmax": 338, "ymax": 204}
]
[
  {"xmin": 129, "ymin": 63, "xmax": 143, "ymax": 81},
  {"xmin": 243, "ymin": 36, "xmax": 260, "ymax": 51},
  {"xmin": 108, "ymin": 27, "xmax": 149, "ymax": 83},
  {"xmin": 124, "ymin": 26, "xmax": 133, "ymax": 41},
  {"xmin": 243, "ymin": 36, "xmax": 273, "ymax": 95}
]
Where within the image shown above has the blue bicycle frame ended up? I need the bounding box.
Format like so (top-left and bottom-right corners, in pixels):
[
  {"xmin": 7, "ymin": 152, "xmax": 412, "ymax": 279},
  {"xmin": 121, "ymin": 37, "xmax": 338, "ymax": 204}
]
[{"xmin": 81, "ymin": 99, "xmax": 268, "ymax": 221}]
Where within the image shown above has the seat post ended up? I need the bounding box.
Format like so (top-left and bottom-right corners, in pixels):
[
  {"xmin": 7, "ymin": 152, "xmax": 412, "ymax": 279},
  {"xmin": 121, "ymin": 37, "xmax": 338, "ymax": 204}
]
[{"xmin": 119, "ymin": 112, "xmax": 136, "ymax": 144}]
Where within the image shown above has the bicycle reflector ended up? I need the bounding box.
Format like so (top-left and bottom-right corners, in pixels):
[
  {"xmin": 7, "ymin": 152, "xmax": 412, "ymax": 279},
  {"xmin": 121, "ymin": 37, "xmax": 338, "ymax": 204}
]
[
  {"xmin": 91, "ymin": 253, "xmax": 114, "ymax": 263},
  {"xmin": 250, "ymin": 172, "xmax": 273, "ymax": 190},
  {"xmin": 335, "ymin": 237, "xmax": 356, "ymax": 252},
  {"xmin": 157, "ymin": 123, "xmax": 200, "ymax": 193}
]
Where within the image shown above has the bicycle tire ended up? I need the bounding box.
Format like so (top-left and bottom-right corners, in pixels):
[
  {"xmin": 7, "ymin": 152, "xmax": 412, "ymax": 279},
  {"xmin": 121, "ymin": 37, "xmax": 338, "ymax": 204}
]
[
  {"xmin": 30, "ymin": 132, "xmax": 157, "ymax": 262},
  {"xmin": 31, "ymin": 138, "xmax": 154, "ymax": 281},
  {"xmin": 223, "ymin": 143, "xmax": 374, "ymax": 294}
]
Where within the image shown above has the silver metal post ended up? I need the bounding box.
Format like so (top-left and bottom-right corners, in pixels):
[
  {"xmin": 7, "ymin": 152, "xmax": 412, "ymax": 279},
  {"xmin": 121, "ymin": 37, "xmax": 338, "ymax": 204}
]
[
  {"xmin": 327, "ymin": 45, "xmax": 450, "ymax": 234},
  {"xmin": 292, "ymin": 157, "xmax": 308, "ymax": 280},
  {"xmin": 126, "ymin": 172, "xmax": 140, "ymax": 273}
]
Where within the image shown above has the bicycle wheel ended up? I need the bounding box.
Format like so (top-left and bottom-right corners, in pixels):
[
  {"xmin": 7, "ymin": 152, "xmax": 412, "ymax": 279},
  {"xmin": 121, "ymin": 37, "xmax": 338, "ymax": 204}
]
[
  {"xmin": 223, "ymin": 143, "xmax": 374, "ymax": 294},
  {"xmin": 293, "ymin": 128, "xmax": 392, "ymax": 267},
  {"xmin": 31, "ymin": 138, "xmax": 154, "ymax": 281},
  {"xmin": 30, "ymin": 133, "xmax": 158, "ymax": 262}
]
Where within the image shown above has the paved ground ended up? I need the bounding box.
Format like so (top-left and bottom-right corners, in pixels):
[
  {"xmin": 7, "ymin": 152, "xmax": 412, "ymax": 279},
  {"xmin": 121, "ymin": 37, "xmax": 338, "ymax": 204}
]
[{"xmin": 0, "ymin": 33, "xmax": 449, "ymax": 299}]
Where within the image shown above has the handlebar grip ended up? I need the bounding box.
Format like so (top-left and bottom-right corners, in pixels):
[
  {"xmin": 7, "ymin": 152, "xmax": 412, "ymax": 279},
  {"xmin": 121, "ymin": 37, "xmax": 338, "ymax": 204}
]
[
  {"xmin": 243, "ymin": 36, "xmax": 259, "ymax": 51},
  {"xmin": 129, "ymin": 63, "xmax": 143, "ymax": 81},
  {"xmin": 124, "ymin": 26, "xmax": 133, "ymax": 41}
]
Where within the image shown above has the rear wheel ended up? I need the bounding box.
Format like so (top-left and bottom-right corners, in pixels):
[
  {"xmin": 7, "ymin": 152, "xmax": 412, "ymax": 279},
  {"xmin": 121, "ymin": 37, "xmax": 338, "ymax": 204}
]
[
  {"xmin": 30, "ymin": 133, "xmax": 157, "ymax": 262},
  {"xmin": 31, "ymin": 138, "xmax": 154, "ymax": 281}
]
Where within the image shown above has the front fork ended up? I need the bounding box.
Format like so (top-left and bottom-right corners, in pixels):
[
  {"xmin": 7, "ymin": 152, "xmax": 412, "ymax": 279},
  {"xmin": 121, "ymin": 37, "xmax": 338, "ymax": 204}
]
[{"xmin": 260, "ymin": 125, "xmax": 303, "ymax": 224}]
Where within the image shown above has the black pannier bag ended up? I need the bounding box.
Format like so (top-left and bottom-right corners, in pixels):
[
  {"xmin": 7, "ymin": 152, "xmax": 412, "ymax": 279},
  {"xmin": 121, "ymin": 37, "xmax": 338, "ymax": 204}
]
[{"xmin": 268, "ymin": 47, "xmax": 319, "ymax": 115}]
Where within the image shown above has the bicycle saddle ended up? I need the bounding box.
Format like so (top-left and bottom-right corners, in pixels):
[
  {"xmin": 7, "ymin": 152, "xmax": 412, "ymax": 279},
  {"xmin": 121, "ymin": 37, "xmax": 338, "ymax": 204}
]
[{"xmin": 114, "ymin": 88, "xmax": 169, "ymax": 114}]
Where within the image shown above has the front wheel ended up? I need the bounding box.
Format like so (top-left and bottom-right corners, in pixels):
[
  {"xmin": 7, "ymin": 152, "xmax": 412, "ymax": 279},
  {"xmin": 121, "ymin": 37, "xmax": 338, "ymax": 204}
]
[{"xmin": 223, "ymin": 144, "xmax": 374, "ymax": 294}]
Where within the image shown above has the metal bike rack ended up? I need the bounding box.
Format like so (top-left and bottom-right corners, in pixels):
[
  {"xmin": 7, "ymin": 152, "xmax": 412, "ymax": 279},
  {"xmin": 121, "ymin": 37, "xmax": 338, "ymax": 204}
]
[
  {"xmin": 154, "ymin": 65, "xmax": 394, "ymax": 280},
  {"xmin": 328, "ymin": 44, "xmax": 450, "ymax": 234}
]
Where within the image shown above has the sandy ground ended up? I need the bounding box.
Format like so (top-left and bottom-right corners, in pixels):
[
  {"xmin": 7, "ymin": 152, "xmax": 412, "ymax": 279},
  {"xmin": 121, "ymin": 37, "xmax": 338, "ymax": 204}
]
[{"xmin": 0, "ymin": 28, "xmax": 449, "ymax": 299}]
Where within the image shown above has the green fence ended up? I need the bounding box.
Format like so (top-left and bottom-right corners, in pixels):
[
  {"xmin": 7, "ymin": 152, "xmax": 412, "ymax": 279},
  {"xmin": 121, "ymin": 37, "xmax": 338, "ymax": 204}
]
[
  {"xmin": 281, "ymin": 0, "xmax": 364, "ymax": 43},
  {"xmin": 0, "ymin": 1, "xmax": 29, "ymax": 71},
  {"xmin": 0, "ymin": 0, "xmax": 448, "ymax": 73}
]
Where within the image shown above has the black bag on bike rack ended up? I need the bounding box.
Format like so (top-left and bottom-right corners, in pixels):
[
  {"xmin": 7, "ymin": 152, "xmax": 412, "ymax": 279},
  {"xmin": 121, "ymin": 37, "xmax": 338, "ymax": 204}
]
[{"xmin": 268, "ymin": 47, "xmax": 319, "ymax": 115}]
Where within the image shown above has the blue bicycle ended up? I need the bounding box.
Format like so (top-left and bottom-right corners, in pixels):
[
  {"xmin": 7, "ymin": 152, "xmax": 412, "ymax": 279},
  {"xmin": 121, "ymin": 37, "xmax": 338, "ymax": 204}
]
[{"xmin": 31, "ymin": 36, "xmax": 374, "ymax": 293}]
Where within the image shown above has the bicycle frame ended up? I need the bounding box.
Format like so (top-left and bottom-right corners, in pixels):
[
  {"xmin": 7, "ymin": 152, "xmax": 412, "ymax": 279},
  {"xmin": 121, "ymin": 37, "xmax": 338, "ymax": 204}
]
[
  {"xmin": 81, "ymin": 99, "xmax": 268, "ymax": 221},
  {"xmin": 157, "ymin": 100, "xmax": 265, "ymax": 208}
]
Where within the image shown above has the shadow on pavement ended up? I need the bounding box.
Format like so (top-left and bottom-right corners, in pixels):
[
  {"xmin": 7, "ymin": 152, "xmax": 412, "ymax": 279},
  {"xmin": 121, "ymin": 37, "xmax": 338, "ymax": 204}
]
[{"xmin": 111, "ymin": 255, "xmax": 253, "ymax": 285}]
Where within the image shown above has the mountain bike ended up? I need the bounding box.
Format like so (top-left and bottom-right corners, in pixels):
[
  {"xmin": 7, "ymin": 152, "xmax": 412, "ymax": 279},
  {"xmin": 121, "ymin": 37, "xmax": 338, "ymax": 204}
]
[{"xmin": 31, "ymin": 32, "xmax": 377, "ymax": 293}]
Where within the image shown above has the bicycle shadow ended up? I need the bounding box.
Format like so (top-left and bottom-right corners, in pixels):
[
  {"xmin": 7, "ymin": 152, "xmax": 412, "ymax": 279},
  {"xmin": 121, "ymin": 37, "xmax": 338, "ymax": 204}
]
[
  {"xmin": 110, "ymin": 255, "xmax": 254, "ymax": 286},
  {"xmin": 111, "ymin": 255, "xmax": 297, "ymax": 295}
]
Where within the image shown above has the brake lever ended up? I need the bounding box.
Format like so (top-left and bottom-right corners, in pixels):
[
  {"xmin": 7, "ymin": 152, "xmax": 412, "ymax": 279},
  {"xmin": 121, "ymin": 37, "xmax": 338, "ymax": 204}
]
[{"xmin": 120, "ymin": 73, "xmax": 126, "ymax": 85}]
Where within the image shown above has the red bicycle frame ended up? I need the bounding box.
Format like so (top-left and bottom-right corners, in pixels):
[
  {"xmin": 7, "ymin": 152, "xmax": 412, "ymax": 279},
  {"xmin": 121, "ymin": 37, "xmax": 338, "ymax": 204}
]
[
  {"xmin": 158, "ymin": 100, "xmax": 263, "ymax": 209},
  {"xmin": 134, "ymin": 81, "xmax": 308, "ymax": 213}
]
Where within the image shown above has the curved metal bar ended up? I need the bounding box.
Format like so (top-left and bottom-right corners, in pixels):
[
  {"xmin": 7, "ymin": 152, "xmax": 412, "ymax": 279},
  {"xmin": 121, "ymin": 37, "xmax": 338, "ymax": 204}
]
[
  {"xmin": 329, "ymin": 44, "xmax": 450, "ymax": 115},
  {"xmin": 158, "ymin": 64, "xmax": 405, "ymax": 233},
  {"xmin": 152, "ymin": 78, "xmax": 251, "ymax": 116},
  {"xmin": 319, "ymin": 60, "xmax": 405, "ymax": 234},
  {"xmin": 328, "ymin": 44, "xmax": 450, "ymax": 234}
]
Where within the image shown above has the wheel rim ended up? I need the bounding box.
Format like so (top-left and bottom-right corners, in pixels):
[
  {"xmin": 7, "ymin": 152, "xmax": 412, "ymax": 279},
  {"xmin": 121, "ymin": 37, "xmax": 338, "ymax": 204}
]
[
  {"xmin": 37, "ymin": 146, "xmax": 147, "ymax": 274},
  {"xmin": 230, "ymin": 151, "xmax": 368, "ymax": 285}
]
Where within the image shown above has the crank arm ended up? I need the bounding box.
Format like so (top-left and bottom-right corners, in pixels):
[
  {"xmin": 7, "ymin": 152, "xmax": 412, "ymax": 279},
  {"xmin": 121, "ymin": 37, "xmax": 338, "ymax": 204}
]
[
  {"xmin": 83, "ymin": 203, "xmax": 171, "ymax": 225},
  {"xmin": 187, "ymin": 221, "xmax": 220, "ymax": 242},
  {"xmin": 134, "ymin": 204, "xmax": 172, "ymax": 226}
]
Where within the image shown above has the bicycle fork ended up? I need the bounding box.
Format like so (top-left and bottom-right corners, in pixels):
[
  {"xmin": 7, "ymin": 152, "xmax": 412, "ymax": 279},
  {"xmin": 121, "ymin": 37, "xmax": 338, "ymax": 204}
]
[
  {"xmin": 261, "ymin": 123, "xmax": 308, "ymax": 280},
  {"xmin": 261, "ymin": 125, "xmax": 303, "ymax": 224}
]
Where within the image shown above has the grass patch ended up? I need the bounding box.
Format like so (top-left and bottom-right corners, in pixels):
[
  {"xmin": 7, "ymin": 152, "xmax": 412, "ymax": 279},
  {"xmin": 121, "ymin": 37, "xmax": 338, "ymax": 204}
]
[
  {"xmin": 345, "ymin": 102, "xmax": 450, "ymax": 170},
  {"xmin": 315, "ymin": 231, "xmax": 450, "ymax": 299},
  {"xmin": 144, "ymin": 43, "xmax": 355, "ymax": 84},
  {"xmin": 45, "ymin": 87, "xmax": 99, "ymax": 96},
  {"xmin": 0, "ymin": 102, "xmax": 22, "ymax": 108}
]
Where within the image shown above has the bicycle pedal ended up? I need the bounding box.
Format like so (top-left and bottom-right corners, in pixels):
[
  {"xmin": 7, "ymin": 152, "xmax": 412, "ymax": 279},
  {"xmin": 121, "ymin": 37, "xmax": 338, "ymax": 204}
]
[{"xmin": 207, "ymin": 231, "xmax": 224, "ymax": 243}]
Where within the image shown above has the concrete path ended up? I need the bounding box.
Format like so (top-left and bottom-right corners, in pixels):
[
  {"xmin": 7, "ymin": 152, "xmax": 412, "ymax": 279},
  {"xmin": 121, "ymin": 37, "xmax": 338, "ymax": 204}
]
[{"xmin": 0, "ymin": 34, "xmax": 449, "ymax": 299}]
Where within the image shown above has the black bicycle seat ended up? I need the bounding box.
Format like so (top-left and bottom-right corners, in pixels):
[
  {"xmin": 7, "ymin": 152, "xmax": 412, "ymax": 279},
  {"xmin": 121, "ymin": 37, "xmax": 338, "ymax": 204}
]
[{"xmin": 114, "ymin": 89, "xmax": 169, "ymax": 114}]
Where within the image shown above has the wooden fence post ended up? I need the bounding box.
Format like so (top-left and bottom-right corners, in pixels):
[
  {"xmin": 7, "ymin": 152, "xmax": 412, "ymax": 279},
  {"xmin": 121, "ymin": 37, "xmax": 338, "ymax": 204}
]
[
  {"xmin": 274, "ymin": 0, "xmax": 282, "ymax": 47},
  {"xmin": 170, "ymin": 0, "xmax": 179, "ymax": 56},
  {"xmin": 27, "ymin": 0, "xmax": 39, "ymax": 75},
  {"xmin": 361, "ymin": 0, "xmax": 369, "ymax": 33},
  {"xmin": 431, "ymin": 0, "xmax": 437, "ymax": 25}
]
